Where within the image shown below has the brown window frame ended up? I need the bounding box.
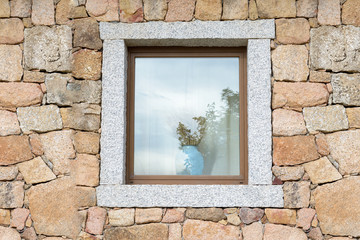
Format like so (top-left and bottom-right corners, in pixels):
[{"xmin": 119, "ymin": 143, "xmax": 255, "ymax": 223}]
[{"xmin": 126, "ymin": 47, "xmax": 248, "ymax": 185}]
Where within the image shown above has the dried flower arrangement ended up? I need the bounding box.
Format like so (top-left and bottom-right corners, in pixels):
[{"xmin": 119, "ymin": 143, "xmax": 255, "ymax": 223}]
[{"xmin": 176, "ymin": 116, "xmax": 206, "ymax": 146}]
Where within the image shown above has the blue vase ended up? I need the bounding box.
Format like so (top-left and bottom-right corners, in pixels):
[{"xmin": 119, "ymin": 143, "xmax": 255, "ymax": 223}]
[{"xmin": 175, "ymin": 145, "xmax": 204, "ymax": 175}]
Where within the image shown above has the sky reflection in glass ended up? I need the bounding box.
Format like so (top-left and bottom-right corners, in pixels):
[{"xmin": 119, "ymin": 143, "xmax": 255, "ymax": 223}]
[{"xmin": 134, "ymin": 57, "xmax": 240, "ymax": 175}]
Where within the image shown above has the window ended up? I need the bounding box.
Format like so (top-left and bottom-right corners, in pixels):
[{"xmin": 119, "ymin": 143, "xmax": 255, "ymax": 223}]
[
  {"xmin": 97, "ymin": 20, "xmax": 283, "ymax": 208},
  {"xmin": 127, "ymin": 47, "xmax": 247, "ymax": 184}
]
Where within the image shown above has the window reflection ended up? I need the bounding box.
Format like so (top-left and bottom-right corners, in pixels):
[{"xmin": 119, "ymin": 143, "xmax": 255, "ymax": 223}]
[{"xmin": 134, "ymin": 57, "xmax": 240, "ymax": 176}]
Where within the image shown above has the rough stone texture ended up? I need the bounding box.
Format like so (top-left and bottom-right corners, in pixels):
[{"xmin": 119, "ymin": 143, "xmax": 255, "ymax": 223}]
[
  {"xmin": 71, "ymin": 154, "xmax": 99, "ymax": 187},
  {"xmin": 0, "ymin": 209, "xmax": 10, "ymax": 225},
  {"xmin": 165, "ymin": 0, "xmax": 195, "ymax": 22},
  {"xmin": 85, "ymin": 207, "xmax": 106, "ymax": 235},
  {"xmin": 23, "ymin": 71, "xmax": 45, "ymax": 83},
  {"xmin": 45, "ymin": 74, "xmax": 101, "ymax": 106},
  {"xmin": 0, "ymin": 182, "xmax": 24, "ymax": 208},
  {"xmin": 72, "ymin": 49, "xmax": 102, "ymax": 80},
  {"xmin": 17, "ymin": 157, "xmax": 56, "ymax": 184},
  {"xmin": 97, "ymin": 184, "xmax": 284, "ymax": 207},
  {"xmin": 342, "ymin": 0, "xmax": 360, "ymax": 26},
  {"xmin": 0, "ymin": 226, "xmax": 21, "ymax": 240},
  {"xmin": 272, "ymin": 109, "xmax": 307, "ymax": 136},
  {"xmin": 10, "ymin": 0, "xmax": 31, "ymax": 18},
  {"xmin": 256, "ymin": 0, "xmax": 296, "ymax": 18},
  {"xmin": 326, "ymin": 129, "xmax": 360, "ymax": 174},
  {"xmin": 248, "ymin": 0, "xmax": 258, "ymax": 19},
  {"xmin": 85, "ymin": 0, "xmax": 107, "ymax": 16},
  {"xmin": 0, "ymin": 19, "xmax": 24, "ymax": 44},
  {"xmin": 275, "ymin": 18, "xmax": 310, "ymax": 44},
  {"xmin": 272, "ymin": 166, "xmax": 304, "ymax": 181},
  {"xmin": 0, "ymin": 110, "xmax": 20, "ymax": 136},
  {"xmin": 243, "ymin": 222, "xmax": 263, "ymax": 240},
  {"xmin": 308, "ymin": 227, "xmax": 323, "ymax": 240},
  {"xmin": 60, "ymin": 104, "xmax": 101, "ymax": 131},
  {"xmin": 10, "ymin": 208, "xmax": 29, "ymax": 230},
  {"xmin": 143, "ymin": 0, "xmax": 167, "ymax": 21},
  {"xmin": 0, "ymin": 136, "xmax": 32, "ymax": 166},
  {"xmin": 104, "ymin": 224, "xmax": 168, "ymax": 240},
  {"xmin": 283, "ymin": 181, "xmax": 310, "ymax": 208},
  {"xmin": 55, "ymin": 0, "xmax": 87, "ymax": 24},
  {"xmin": 168, "ymin": 223, "xmax": 181, "ymax": 240},
  {"xmin": 0, "ymin": 45, "xmax": 23, "ymax": 82},
  {"xmin": 226, "ymin": 213, "xmax": 240, "ymax": 226},
  {"xmin": 24, "ymin": 26, "xmax": 72, "ymax": 72},
  {"xmin": 329, "ymin": 238, "xmax": 352, "ymax": 240},
  {"xmin": 119, "ymin": 0, "xmax": 143, "ymax": 23},
  {"xmin": 310, "ymin": 26, "xmax": 360, "ymax": 72},
  {"xmin": 297, "ymin": 208, "xmax": 315, "ymax": 230},
  {"xmin": 331, "ymin": 74, "xmax": 360, "ymax": 106},
  {"xmin": 346, "ymin": 107, "xmax": 360, "ymax": 128},
  {"xmin": 318, "ymin": 0, "xmax": 340, "ymax": 25},
  {"xmin": 0, "ymin": 0, "xmax": 10, "ymax": 17},
  {"xmin": 309, "ymin": 71, "xmax": 331, "ymax": 83},
  {"xmin": 76, "ymin": 186, "xmax": 97, "ymax": 208},
  {"xmin": 40, "ymin": 130, "xmax": 75, "ymax": 175},
  {"xmin": 273, "ymin": 136, "xmax": 319, "ymax": 166},
  {"xmin": 239, "ymin": 208, "xmax": 264, "ymax": 224},
  {"xmin": 272, "ymin": 45, "xmax": 309, "ymax": 81},
  {"xmin": 74, "ymin": 132, "xmax": 100, "ymax": 154},
  {"xmin": 263, "ymin": 224, "xmax": 307, "ymax": 240},
  {"xmin": 42, "ymin": 238, "xmax": 71, "ymax": 240},
  {"xmin": 194, "ymin": 0, "xmax": 222, "ymax": 21},
  {"xmin": 108, "ymin": 209, "xmax": 135, "ymax": 227},
  {"xmin": 0, "ymin": 82, "xmax": 43, "ymax": 109},
  {"xmin": 265, "ymin": 209, "xmax": 296, "ymax": 225},
  {"xmin": 315, "ymin": 133, "xmax": 330, "ymax": 156},
  {"xmin": 31, "ymin": 0, "xmax": 55, "ymax": 25},
  {"xmin": 162, "ymin": 208, "xmax": 185, "ymax": 223},
  {"xmin": 21, "ymin": 227, "xmax": 37, "ymax": 240},
  {"xmin": 296, "ymin": 0, "xmax": 317, "ymax": 17},
  {"xmin": 327, "ymin": 83, "xmax": 333, "ymax": 93},
  {"xmin": 29, "ymin": 134, "xmax": 44, "ymax": 156},
  {"xmin": 222, "ymin": 0, "xmax": 248, "ymax": 20},
  {"xmin": 185, "ymin": 208, "xmax": 225, "ymax": 222},
  {"xmin": 100, "ymin": 20, "xmax": 275, "ymax": 41},
  {"xmin": 308, "ymin": 158, "xmax": 329, "ymax": 184},
  {"xmin": 272, "ymin": 82, "xmax": 329, "ymax": 109},
  {"xmin": 22, "ymin": 18, "xmax": 32, "ymax": 28},
  {"xmin": 303, "ymin": 105, "xmax": 349, "ymax": 133},
  {"xmin": 135, "ymin": 208, "xmax": 163, "ymax": 224},
  {"xmin": 183, "ymin": 219, "xmax": 240, "ymax": 240},
  {"xmin": 25, "ymin": 217, "xmax": 32, "ymax": 228},
  {"xmin": 86, "ymin": 0, "xmax": 119, "ymax": 22},
  {"xmin": 17, "ymin": 105, "xmax": 63, "ymax": 134},
  {"xmin": 304, "ymin": 157, "xmax": 342, "ymax": 184},
  {"xmin": 309, "ymin": 17, "xmax": 319, "ymax": 28},
  {"xmin": 314, "ymin": 177, "xmax": 360, "ymax": 236},
  {"xmin": 73, "ymin": 18, "xmax": 102, "ymax": 50},
  {"xmin": 0, "ymin": 166, "xmax": 18, "ymax": 181},
  {"xmin": 27, "ymin": 177, "xmax": 81, "ymax": 238},
  {"xmin": 312, "ymin": 217, "xmax": 318, "ymax": 228}
]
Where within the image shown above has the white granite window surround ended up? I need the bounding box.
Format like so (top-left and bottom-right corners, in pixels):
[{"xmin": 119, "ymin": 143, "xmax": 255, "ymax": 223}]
[{"xmin": 97, "ymin": 20, "xmax": 283, "ymax": 207}]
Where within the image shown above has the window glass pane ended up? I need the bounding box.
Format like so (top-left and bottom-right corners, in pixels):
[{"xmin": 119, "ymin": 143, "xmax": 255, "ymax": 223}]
[{"xmin": 134, "ymin": 57, "xmax": 240, "ymax": 176}]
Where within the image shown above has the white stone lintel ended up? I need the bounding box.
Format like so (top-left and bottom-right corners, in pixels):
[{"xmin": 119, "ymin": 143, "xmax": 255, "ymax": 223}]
[{"xmin": 100, "ymin": 20, "xmax": 275, "ymax": 44}]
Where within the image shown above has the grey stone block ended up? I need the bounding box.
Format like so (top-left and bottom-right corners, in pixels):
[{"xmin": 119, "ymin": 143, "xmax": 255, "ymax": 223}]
[{"xmin": 97, "ymin": 184, "xmax": 283, "ymax": 207}]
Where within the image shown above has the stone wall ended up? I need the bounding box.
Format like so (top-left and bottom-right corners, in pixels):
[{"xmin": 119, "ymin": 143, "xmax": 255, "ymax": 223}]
[{"xmin": 0, "ymin": 0, "xmax": 359, "ymax": 239}]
